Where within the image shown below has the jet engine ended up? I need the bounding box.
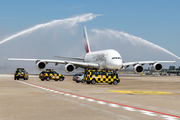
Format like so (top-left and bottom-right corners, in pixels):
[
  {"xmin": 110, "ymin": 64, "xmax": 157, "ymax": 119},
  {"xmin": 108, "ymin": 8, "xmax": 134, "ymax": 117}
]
[
  {"xmin": 133, "ymin": 64, "xmax": 143, "ymax": 74},
  {"xmin": 65, "ymin": 63, "xmax": 75, "ymax": 73},
  {"xmin": 152, "ymin": 63, "xmax": 162, "ymax": 72},
  {"xmin": 36, "ymin": 61, "xmax": 46, "ymax": 70}
]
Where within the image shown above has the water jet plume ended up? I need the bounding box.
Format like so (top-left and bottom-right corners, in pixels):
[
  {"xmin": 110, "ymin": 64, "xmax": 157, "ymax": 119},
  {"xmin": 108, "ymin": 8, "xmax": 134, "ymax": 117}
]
[{"xmin": 0, "ymin": 13, "xmax": 100, "ymax": 45}]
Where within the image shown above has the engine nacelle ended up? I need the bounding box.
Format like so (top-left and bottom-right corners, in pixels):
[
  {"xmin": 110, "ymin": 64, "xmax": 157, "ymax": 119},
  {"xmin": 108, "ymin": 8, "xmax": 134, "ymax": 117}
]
[
  {"xmin": 36, "ymin": 61, "xmax": 46, "ymax": 70},
  {"xmin": 152, "ymin": 63, "xmax": 162, "ymax": 72},
  {"xmin": 133, "ymin": 64, "xmax": 143, "ymax": 74},
  {"xmin": 65, "ymin": 63, "xmax": 75, "ymax": 73}
]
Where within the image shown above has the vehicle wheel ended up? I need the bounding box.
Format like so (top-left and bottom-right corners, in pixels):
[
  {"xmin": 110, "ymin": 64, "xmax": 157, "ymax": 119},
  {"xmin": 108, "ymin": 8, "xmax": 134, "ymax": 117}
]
[
  {"xmin": 113, "ymin": 80, "xmax": 118, "ymax": 85},
  {"xmin": 41, "ymin": 79, "xmax": 44, "ymax": 81},
  {"xmin": 14, "ymin": 78, "xmax": 16, "ymax": 80},
  {"xmin": 17, "ymin": 78, "xmax": 19, "ymax": 80},
  {"xmin": 76, "ymin": 81, "xmax": 79, "ymax": 83},
  {"xmin": 59, "ymin": 78, "xmax": 64, "ymax": 81},
  {"xmin": 91, "ymin": 79, "xmax": 96, "ymax": 84},
  {"xmin": 46, "ymin": 77, "xmax": 50, "ymax": 81},
  {"xmin": 86, "ymin": 81, "xmax": 91, "ymax": 84},
  {"xmin": 55, "ymin": 79, "xmax": 58, "ymax": 81},
  {"xmin": 108, "ymin": 83, "xmax": 112, "ymax": 85}
]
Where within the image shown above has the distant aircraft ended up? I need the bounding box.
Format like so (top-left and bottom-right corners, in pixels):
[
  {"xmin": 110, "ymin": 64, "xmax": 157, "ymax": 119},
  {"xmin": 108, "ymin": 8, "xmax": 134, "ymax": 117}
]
[{"xmin": 6, "ymin": 26, "xmax": 175, "ymax": 73}]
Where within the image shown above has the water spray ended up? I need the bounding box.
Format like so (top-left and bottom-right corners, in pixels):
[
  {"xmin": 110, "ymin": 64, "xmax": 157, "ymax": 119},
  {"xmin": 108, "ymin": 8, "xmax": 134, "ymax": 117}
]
[
  {"xmin": 91, "ymin": 29, "xmax": 180, "ymax": 60},
  {"xmin": 0, "ymin": 13, "xmax": 100, "ymax": 45}
]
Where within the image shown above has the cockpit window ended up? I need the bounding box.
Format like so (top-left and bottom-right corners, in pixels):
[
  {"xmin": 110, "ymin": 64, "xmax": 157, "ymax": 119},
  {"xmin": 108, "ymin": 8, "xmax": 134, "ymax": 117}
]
[{"xmin": 112, "ymin": 57, "xmax": 121, "ymax": 59}]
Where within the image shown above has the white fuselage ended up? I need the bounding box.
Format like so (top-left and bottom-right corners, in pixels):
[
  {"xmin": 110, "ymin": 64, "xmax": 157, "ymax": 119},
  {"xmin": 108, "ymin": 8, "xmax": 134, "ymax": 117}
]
[{"xmin": 84, "ymin": 49, "xmax": 123, "ymax": 70}]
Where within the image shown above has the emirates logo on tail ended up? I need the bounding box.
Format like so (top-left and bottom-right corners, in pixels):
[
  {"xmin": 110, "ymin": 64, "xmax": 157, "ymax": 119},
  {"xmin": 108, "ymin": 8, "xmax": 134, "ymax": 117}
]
[
  {"xmin": 84, "ymin": 41, "xmax": 90, "ymax": 53},
  {"xmin": 84, "ymin": 26, "xmax": 91, "ymax": 53}
]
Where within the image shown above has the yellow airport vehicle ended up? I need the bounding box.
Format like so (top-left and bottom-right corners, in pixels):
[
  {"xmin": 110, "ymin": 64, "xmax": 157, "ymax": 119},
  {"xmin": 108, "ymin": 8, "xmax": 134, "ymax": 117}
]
[
  {"xmin": 140, "ymin": 73, "xmax": 145, "ymax": 76},
  {"xmin": 14, "ymin": 68, "xmax": 28, "ymax": 80},
  {"xmin": 39, "ymin": 69, "xmax": 65, "ymax": 81},
  {"xmin": 83, "ymin": 69, "xmax": 120, "ymax": 85}
]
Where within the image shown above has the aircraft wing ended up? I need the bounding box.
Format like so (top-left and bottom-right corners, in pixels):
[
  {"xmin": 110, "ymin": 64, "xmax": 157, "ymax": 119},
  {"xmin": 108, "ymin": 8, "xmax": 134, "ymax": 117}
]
[
  {"xmin": 6, "ymin": 58, "xmax": 99, "ymax": 69},
  {"xmin": 54, "ymin": 56, "xmax": 84, "ymax": 60},
  {"xmin": 122, "ymin": 61, "xmax": 176, "ymax": 68}
]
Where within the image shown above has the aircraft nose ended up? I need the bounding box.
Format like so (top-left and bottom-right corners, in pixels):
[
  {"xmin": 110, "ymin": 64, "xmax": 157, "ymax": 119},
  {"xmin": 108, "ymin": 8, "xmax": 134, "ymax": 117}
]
[
  {"xmin": 110, "ymin": 60, "xmax": 122, "ymax": 69},
  {"xmin": 115, "ymin": 61, "xmax": 122, "ymax": 69}
]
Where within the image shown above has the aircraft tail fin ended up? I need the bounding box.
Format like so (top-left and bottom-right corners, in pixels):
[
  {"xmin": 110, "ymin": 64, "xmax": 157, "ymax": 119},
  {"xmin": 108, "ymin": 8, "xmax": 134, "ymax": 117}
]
[{"xmin": 84, "ymin": 26, "xmax": 91, "ymax": 53}]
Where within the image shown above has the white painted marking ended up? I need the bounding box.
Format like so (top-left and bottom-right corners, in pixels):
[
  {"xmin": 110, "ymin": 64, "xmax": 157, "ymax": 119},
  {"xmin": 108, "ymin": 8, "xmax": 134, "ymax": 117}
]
[
  {"xmin": 49, "ymin": 90, "xmax": 55, "ymax": 92},
  {"xmin": 54, "ymin": 91, "xmax": 59, "ymax": 93},
  {"xmin": 78, "ymin": 97, "xmax": 86, "ymax": 100},
  {"xmin": 139, "ymin": 110, "xmax": 157, "ymax": 116},
  {"xmin": 29, "ymin": 75, "xmax": 39, "ymax": 77},
  {"xmin": 65, "ymin": 94, "xmax": 70, "ymax": 96},
  {"xmin": 17, "ymin": 81, "xmax": 179, "ymax": 120},
  {"xmin": 97, "ymin": 101, "xmax": 106, "ymax": 105},
  {"xmin": 123, "ymin": 107, "xmax": 137, "ymax": 111},
  {"xmin": 0, "ymin": 74, "xmax": 14, "ymax": 77},
  {"xmin": 87, "ymin": 99, "xmax": 95, "ymax": 102},
  {"xmin": 71, "ymin": 95, "xmax": 78, "ymax": 98},
  {"xmin": 109, "ymin": 103, "xmax": 120, "ymax": 108},
  {"xmin": 160, "ymin": 115, "xmax": 177, "ymax": 120}
]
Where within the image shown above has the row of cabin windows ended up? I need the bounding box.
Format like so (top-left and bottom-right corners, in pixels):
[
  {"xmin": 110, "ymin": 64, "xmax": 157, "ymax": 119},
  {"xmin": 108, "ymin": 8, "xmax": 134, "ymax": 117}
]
[{"xmin": 112, "ymin": 57, "xmax": 121, "ymax": 59}]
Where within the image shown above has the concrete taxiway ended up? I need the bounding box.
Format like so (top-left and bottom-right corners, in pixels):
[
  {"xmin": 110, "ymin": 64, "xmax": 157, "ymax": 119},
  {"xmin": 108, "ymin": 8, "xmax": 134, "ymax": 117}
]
[{"xmin": 0, "ymin": 74, "xmax": 179, "ymax": 120}]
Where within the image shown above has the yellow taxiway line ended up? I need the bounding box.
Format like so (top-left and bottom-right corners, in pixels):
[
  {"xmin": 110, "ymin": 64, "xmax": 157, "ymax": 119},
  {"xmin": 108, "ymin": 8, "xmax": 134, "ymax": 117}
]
[{"xmin": 108, "ymin": 90, "xmax": 178, "ymax": 95}]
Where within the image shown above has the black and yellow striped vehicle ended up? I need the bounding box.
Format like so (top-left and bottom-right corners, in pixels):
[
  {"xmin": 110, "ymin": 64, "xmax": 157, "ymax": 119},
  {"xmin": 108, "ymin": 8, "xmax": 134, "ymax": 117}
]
[
  {"xmin": 83, "ymin": 69, "xmax": 120, "ymax": 85},
  {"xmin": 39, "ymin": 69, "xmax": 65, "ymax": 81},
  {"xmin": 14, "ymin": 68, "xmax": 29, "ymax": 80}
]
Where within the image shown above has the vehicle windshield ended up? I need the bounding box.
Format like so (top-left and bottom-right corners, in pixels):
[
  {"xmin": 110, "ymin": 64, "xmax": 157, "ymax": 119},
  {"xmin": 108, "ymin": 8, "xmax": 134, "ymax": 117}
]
[
  {"xmin": 74, "ymin": 74, "xmax": 83, "ymax": 76},
  {"xmin": 53, "ymin": 71, "xmax": 58, "ymax": 74},
  {"xmin": 84, "ymin": 71, "xmax": 89, "ymax": 75},
  {"xmin": 16, "ymin": 71, "xmax": 24, "ymax": 74}
]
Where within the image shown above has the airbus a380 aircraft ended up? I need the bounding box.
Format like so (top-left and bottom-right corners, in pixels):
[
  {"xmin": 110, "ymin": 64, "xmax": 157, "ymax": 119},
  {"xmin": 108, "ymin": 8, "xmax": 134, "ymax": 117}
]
[{"xmin": 7, "ymin": 26, "xmax": 175, "ymax": 73}]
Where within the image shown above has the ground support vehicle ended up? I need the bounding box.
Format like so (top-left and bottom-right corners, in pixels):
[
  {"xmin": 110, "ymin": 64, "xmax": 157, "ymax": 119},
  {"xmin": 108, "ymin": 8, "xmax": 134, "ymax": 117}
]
[
  {"xmin": 167, "ymin": 71, "xmax": 180, "ymax": 76},
  {"xmin": 39, "ymin": 69, "xmax": 65, "ymax": 81},
  {"xmin": 73, "ymin": 73, "xmax": 84, "ymax": 83},
  {"xmin": 14, "ymin": 68, "xmax": 28, "ymax": 80},
  {"xmin": 83, "ymin": 69, "xmax": 120, "ymax": 85}
]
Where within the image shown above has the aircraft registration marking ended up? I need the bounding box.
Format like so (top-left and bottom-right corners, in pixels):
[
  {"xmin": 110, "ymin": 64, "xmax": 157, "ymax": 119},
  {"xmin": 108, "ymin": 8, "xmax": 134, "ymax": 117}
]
[{"xmin": 108, "ymin": 90, "xmax": 176, "ymax": 95}]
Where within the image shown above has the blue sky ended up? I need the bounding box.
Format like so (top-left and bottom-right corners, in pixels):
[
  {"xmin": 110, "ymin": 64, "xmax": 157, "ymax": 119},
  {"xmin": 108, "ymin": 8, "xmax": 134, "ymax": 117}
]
[
  {"xmin": 0, "ymin": 0, "xmax": 179, "ymax": 73},
  {"xmin": 0, "ymin": 0, "xmax": 179, "ymax": 54}
]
